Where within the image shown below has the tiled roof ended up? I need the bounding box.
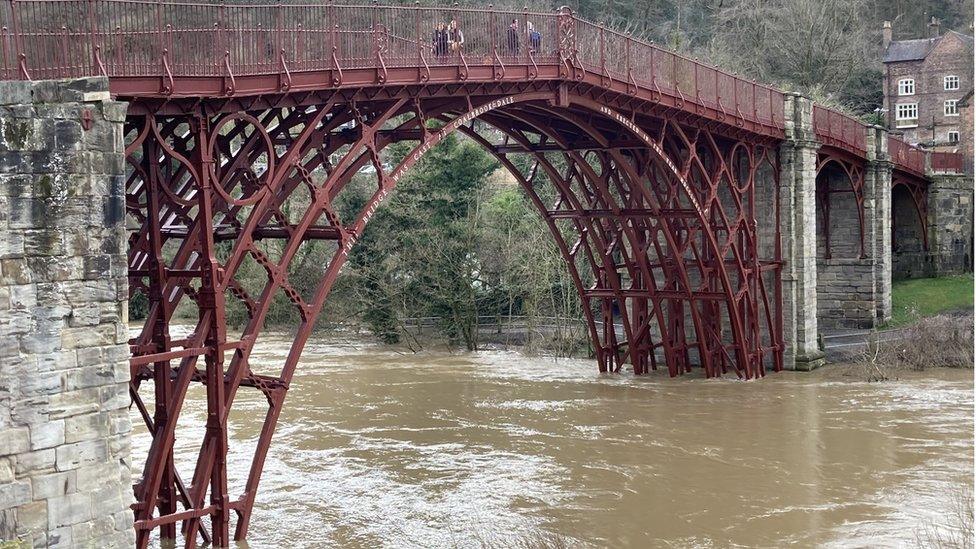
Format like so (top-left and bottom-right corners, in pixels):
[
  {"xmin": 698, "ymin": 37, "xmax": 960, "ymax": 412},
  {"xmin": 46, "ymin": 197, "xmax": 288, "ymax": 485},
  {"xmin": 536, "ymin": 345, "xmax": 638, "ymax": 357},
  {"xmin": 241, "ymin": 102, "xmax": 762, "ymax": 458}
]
[
  {"xmin": 883, "ymin": 37, "xmax": 938, "ymax": 62},
  {"xmin": 883, "ymin": 30, "xmax": 974, "ymax": 63}
]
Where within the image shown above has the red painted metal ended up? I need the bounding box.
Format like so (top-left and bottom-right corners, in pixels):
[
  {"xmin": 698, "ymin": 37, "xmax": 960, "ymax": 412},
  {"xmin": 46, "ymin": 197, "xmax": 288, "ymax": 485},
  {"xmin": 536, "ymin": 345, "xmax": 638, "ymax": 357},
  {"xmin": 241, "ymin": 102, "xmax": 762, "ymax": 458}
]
[
  {"xmin": 4, "ymin": 1, "xmax": 956, "ymax": 546},
  {"xmin": 930, "ymin": 150, "xmax": 964, "ymax": 173},
  {"xmin": 887, "ymin": 135, "xmax": 927, "ymax": 177},
  {"xmin": 119, "ymin": 85, "xmax": 784, "ymax": 546},
  {"xmin": 812, "ymin": 105, "xmax": 867, "ymax": 155}
]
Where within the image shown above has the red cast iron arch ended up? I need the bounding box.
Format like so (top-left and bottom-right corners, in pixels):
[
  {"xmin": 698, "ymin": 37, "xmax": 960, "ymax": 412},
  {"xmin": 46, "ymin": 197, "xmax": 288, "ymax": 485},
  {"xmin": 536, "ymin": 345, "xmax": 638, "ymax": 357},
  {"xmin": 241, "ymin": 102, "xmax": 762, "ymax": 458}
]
[{"xmin": 124, "ymin": 86, "xmax": 783, "ymax": 546}]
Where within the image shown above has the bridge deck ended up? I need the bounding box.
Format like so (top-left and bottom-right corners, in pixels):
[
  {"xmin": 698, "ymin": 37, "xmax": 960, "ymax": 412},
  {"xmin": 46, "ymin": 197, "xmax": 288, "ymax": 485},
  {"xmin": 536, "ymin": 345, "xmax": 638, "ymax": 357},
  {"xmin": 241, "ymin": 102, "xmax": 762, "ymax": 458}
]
[{"xmin": 0, "ymin": 0, "xmax": 962, "ymax": 175}]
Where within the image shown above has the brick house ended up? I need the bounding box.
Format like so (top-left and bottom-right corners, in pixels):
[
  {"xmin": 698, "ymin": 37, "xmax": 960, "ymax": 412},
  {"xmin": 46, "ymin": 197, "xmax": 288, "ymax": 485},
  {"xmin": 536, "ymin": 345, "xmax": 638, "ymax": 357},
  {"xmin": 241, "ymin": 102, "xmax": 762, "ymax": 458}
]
[
  {"xmin": 958, "ymin": 88, "xmax": 973, "ymax": 173},
  {"xmin": 881, "ymin": 18, "xmax": 974, "ymax": 157}
]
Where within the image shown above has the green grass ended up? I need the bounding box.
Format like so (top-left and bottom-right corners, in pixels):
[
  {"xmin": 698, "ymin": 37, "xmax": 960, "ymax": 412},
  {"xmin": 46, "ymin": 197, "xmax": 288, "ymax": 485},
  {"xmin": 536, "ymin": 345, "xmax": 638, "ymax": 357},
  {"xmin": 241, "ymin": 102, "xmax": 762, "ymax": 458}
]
[{"xmin": 889, "ymin": 275, "xmax": 974, "ymax": 327}]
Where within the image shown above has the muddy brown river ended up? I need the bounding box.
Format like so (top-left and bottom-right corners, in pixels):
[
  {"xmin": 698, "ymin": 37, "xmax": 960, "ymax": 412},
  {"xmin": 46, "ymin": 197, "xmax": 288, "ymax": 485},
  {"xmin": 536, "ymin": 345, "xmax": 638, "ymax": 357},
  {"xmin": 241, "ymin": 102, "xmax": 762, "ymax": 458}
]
[{"xmin": 133, "ymin": 333, "xmax": 974, "ymax": 548}]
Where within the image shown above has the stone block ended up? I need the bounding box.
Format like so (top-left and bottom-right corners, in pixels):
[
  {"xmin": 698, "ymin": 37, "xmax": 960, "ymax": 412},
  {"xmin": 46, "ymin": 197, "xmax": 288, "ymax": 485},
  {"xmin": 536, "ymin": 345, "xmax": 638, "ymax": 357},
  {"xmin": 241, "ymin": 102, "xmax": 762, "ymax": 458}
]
[
  {"xmin": 81, "ymin": 255, "xmax": 112, "ymax": 282},
  {"xmin": 52, "ymin": 120, "xmax": 83, "ymax": 152},
  {"xmin": 63, "ymin": 413, "xmax": 108, "ymax": 445},
  {"xmin": 0, "ymin": 481, "xmax": 31, "ymax": 511},
  {"xmin": 0, "ymin": 427, "xmax": 31, "ymax": 456},
  {"xmin": 61, "ymin": 325, "xmax": 115, "ymax": 350},
  {"xmin": 0, "ymin": 81, "xmax": 32, "ymax": 106},
  {"xmin": 0, "ymin": 258, "xmax": 32, "ymax": 285},
  {"xmin": 31, "ymin": 470, "xmax": 76, "ymax": 500},
  {"xmin": 63, "ymin": 364, "xmax": 114, "ymax": 391},
  {"xmin": 74, "ymin": 462, "xmax": 119, "ymax": 492},
  {"xmin": 99, "ymin": 384, "xmax": 129, "ymax": 411},
  {"xmin": 22, "ymin": 231, "xmax": 66, "ymax": 257},
  {"xmin": 48, "ymin": 525, "xmax": 73, "ymax": 548},
  {"xmin": 14, "ymin": 500, "xmax": 47, "ymax": 536},
  {"xmin": 55, "ymin": 439, "xmax": 107, "ymax": 472},
  {"xmin": 47, "ymin": 492, "xmax": 92, "ymax": 529},
  {"xmin": 30, "ymin": 420, "xmax": 66, "ymax": 450},
  {"xmin": 15, "ymin": 448, "xmax": 56, "ymax": 475},
  {"xmin": 36, "ymin": 350, "xmax": 78, "ymax": 373},
  {"xmin": 101, "ymin": 102, "xmax": 128, "ymax": 124},
  {"xmin": 47, "ymin": 387, "xmax": 101, "ymax": 420},
  {"xmin": 0, "ymin": 458, "xmax": 13, "ymax": 482},
  {"xmin": 0, "ymin": 232, "xmax": 26, "ymax": 259},
  {"xmin": 74, "ymin": 347, "xmax": 102, "ymax": 366},
  {"xmin": 18, "ymin": 371, "xmax": 61, "ymax": 399}
]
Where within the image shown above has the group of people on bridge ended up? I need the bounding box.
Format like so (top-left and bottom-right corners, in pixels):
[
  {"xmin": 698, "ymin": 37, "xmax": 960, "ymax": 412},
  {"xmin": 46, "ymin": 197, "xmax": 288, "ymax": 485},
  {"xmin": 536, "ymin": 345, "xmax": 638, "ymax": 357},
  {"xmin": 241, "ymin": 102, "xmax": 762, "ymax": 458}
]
[{"xmin": 432, "ymin": 18, "xmax": 542, "ymax": 57}]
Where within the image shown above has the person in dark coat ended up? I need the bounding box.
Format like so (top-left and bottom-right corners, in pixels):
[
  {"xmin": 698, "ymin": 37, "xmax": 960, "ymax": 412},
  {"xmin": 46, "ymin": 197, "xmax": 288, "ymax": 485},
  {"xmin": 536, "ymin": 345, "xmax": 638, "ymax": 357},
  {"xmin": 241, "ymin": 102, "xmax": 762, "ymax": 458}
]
[
  {"xmin": 432, "ymin": 22, "xmax": 448, "ymax": 57},
  {"xmin": 507, "ymin": 18, "xmax": 520, "ymax": 56}
]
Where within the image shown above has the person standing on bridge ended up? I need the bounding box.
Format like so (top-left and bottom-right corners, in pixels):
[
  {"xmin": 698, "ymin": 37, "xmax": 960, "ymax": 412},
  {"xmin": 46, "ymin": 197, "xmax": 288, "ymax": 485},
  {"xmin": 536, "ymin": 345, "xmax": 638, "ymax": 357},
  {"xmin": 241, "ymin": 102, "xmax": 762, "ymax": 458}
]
[
  {"xmin": 507, "ymin": 18, "xmax": 520, "ymax": 56},
  {"xmin": 432, "ymin": 22, "xmax": 449, "ymax": 58},
  {"xmin": 449, "ymin": 19, "xmax": 465, "ymax": 53},
  {"xmin": 527, "ymin": 21, "xmax": 541, "ymax": 51}
]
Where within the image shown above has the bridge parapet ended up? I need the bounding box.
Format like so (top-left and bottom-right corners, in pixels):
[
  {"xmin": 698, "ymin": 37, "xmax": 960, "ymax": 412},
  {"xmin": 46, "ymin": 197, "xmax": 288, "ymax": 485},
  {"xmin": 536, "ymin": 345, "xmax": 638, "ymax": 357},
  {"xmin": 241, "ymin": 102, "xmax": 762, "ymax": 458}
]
[{"xmin": 0, "ymin": 0, "xmax": 787, "ymax": 135}]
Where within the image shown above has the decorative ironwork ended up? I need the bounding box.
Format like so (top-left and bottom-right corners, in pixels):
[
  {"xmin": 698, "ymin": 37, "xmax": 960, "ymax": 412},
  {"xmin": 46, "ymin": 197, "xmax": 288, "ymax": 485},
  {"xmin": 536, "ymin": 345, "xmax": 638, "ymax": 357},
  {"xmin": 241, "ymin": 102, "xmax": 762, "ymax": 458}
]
[
  {"xmin": 122, "ymin": 86, "xmax": 783, "ymax": 546},
  {"xmin": 0, "ymin": 1, "xmax": 961, "ymax": 546}
]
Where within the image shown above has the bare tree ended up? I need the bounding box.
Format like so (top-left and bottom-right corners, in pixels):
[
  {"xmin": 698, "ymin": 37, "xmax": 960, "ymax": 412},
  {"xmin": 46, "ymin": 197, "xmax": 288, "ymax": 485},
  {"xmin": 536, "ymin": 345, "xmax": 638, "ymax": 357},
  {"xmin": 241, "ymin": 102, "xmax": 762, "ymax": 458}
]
[{"xmin": 709, "ymin": 0, "xmax": 876, "ymax": 107}]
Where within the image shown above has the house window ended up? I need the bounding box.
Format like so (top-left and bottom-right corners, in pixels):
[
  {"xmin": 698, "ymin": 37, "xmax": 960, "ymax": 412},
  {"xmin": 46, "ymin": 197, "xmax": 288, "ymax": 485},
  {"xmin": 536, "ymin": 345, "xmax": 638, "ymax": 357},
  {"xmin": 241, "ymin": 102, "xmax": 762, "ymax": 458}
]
[
  {"xmin": 948, "ymin": 130, "xmax": 960, "ymax": 144},
  {"xmin": 945, "ymin": 100, "xmax": 959, "ymax": 116},
  {"xmin": 898, "ymin": 78, "xmax": 915, "ymax": 95},
  {"xmin": 895, "ymin": 103, "xmax": 918, "ymax": 127},
  {"xmin": 944, "ymin": 75, "xmax": 960, "ymax": 90}
]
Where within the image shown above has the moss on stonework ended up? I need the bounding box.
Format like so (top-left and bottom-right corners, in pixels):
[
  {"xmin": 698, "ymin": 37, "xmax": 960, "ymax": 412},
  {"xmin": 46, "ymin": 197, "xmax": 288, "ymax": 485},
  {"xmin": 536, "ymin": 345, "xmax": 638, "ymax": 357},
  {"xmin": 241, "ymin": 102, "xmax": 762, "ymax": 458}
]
[
  {"xmin": 2, "ymin": 120, "xmax": 31, "ymax": 149},
  {"xmin": 35, "ymin": 175, "xmax": 53, "ymax": 198}
]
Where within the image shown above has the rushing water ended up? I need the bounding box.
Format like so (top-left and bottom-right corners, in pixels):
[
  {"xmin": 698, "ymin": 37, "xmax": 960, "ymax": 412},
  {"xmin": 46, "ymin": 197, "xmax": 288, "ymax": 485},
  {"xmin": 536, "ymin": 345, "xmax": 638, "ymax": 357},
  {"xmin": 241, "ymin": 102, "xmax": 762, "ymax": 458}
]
[{"xmin": 133, "ymin": 332, "xmax": 974, "ymax": 548}]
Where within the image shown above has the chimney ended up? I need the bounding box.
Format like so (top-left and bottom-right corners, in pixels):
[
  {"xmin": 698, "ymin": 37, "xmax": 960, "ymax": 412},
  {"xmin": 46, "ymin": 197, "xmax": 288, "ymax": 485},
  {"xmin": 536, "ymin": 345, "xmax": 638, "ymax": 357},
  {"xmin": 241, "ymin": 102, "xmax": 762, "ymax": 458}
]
[
  {"xmin": 928, "ymin": 17, "xmax": 941, "ymax": 38},
  {"xmin": 882, "ymin": 21, "xmax": 892, "ymax": 50}
]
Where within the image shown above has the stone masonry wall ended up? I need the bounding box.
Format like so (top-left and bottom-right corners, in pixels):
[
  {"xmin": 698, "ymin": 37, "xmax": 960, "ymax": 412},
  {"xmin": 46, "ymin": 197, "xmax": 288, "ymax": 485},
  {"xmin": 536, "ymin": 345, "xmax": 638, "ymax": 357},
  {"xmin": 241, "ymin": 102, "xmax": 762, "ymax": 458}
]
[
  {"xmin": 0, "ymin": 78, "xmax": 133, "ymax": 547},
  {"xmin": 927, "ymin": 174, "xmax": 974, "ymax": 275}
]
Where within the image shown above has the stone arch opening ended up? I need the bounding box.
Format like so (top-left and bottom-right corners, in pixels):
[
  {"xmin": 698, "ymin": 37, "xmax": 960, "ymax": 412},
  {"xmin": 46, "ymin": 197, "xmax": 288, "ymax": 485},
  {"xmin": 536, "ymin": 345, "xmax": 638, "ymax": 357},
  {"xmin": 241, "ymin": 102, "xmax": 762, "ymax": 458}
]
[
  {"xmin": 814, "ymin": 154, "xmax": 873, "ymax": 331},
  {"xmin": 891, "ymin": 179, "xmax": 929, "ymax": 279}
]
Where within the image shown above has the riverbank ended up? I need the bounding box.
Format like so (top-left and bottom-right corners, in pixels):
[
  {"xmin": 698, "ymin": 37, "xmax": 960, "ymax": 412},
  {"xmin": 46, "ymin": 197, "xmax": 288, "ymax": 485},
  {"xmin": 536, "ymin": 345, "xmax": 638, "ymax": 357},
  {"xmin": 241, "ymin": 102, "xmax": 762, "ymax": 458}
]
[
  {"xmin": 889, "ymin": 275, "xmax": 974, "ymax": 327},
  {"xmin": 824, "ymin": 311, "xmax": 974, "ymax": 382}
]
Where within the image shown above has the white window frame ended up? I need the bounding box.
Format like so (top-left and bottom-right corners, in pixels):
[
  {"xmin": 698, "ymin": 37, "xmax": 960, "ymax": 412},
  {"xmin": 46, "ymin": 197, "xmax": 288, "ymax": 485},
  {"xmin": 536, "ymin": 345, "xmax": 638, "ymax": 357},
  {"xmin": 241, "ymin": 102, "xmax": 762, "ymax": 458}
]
[
  {"xmin": 898, "ymin": 78, "xmax": 915, "ymax": 96},
  {"xmin": 947, "ymin": 130, "xmax": 960, "ymax": 144},
  {"xmin": 895, "ymin": 103, "xmax": 918, "ymax": 127},
  {"xmin": 944, "ymin": 99, "xmax": 959, "ymax": 116},
  {"xmin": 944, "ymin": 75, "xmax": 960, "ymax": 90}
]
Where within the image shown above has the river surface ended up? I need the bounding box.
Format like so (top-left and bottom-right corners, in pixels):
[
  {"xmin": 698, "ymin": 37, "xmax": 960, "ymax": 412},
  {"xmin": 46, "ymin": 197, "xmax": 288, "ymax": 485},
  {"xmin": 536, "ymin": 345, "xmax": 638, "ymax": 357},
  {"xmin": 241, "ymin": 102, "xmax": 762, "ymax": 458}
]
[{"xmin": 132, "ymin": 333, "xmax": 974, "ymax": 548}]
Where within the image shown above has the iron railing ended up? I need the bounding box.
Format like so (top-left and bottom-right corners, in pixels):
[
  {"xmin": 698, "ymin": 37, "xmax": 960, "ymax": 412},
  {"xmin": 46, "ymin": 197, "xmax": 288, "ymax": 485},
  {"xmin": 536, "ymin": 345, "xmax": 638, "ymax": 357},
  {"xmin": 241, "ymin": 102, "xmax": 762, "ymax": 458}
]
[
  {"xmin": 0, "ymin": 1, "xmax": 784, "ymax": 128},
  {"xmin": 930, "ymin": 150, "xmax": 964, "ymax": 173},
  {"xmin": 888, "ymin": 135, "xmax": 927, "ymax": 176},
  {"xmin": 812, "ymin": 105, "xmax": 867, "ymax": 154},
  {"xmin": 0, "ymin": 0, "xmax": 964, "ymax": 174}
]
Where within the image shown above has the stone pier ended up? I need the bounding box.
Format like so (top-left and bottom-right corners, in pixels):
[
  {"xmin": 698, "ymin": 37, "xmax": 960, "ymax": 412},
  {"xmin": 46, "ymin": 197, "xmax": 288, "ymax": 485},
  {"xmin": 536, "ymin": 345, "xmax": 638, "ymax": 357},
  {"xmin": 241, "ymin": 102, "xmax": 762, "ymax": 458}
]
[
  {"xmin": 0, "ymin": 78, "xmax": 133, "ymax": 548},
  {"xmin": 779, "ymin": 96, "xmax": 896, "ymax": 368},
  {"xmin": 779, "ymin": 93, "xmax": 826, "ymax": 370}
]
